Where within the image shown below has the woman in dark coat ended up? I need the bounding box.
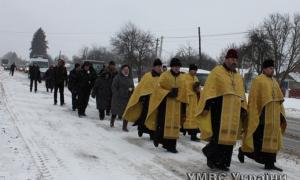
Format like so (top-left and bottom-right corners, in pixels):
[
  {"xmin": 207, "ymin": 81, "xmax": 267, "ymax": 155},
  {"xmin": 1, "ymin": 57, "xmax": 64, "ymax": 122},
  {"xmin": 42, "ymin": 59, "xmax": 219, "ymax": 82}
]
[
  {"xmin": 110, "ymin": 64, "xmax": 134, "ymax": 131},
  {"xmin": 91, "ymin": 61, "xmax": 117, "ymax": 120}
]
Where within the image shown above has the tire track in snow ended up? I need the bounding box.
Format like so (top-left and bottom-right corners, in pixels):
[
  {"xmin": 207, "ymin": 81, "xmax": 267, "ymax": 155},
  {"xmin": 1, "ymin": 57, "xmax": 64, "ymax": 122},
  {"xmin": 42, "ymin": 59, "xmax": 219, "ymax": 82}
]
[{"xmin": 0, "ymin": 79, "xmax": 70, "ymax": 179}]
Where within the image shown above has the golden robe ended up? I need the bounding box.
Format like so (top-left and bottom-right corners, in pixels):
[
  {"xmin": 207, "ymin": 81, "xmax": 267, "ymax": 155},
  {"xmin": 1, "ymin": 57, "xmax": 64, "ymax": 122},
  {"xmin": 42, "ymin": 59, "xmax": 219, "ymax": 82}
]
[
  {"xmin": 145, "ymin": 70, "xmax": 186, "ymax": 139},
  {"xmin": 123, "ymin": 72, "xmax": 159, "ymax": 122},
  {"xmin": 195, "ymin": 65, "xmax": 247, "ymax": 145},
  {"xmin": 182, "ymin": 73, "xmax": 200, "ymax": 130},
  {"xmin": 241, "ymin": 74, "xmax": 287, "ymax": 153}
]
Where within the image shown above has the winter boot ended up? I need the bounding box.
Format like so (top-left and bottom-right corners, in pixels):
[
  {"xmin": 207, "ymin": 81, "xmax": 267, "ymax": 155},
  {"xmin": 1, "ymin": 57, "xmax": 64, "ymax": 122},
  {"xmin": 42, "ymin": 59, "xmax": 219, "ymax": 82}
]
[
  {"xmin": 110, "ymin": 115, "xmax": 116, "ymax": 127},
  {"xmin": 265, "ymin": 163, "xmax": 283, "ymax": 172},
  {"xmin": 122, "ymin": 120, "xmax": 129, "ymax": 132},
  {"xmin": 238, "ymin": 148, "xmax": 245, "ymax": 163}
]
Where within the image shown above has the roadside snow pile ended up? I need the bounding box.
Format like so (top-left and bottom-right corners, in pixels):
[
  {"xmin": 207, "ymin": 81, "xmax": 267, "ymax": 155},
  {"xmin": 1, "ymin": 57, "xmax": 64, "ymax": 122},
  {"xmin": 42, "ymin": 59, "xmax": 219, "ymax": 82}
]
[{"xmin": 284, "ymin": 98, "xmax": 300, "ymax": 118}]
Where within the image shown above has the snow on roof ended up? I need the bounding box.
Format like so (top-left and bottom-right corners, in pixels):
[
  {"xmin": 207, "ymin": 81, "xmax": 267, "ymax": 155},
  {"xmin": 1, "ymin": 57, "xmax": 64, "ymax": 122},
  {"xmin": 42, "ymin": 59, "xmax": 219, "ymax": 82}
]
[{"xmin": 289, "ymin": 72, "xmax": 300, "ymax": 83}]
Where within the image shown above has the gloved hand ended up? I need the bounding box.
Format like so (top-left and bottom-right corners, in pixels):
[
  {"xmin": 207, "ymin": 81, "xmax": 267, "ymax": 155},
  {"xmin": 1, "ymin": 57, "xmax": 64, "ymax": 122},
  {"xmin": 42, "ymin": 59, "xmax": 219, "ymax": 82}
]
[{"xmin": 168, "ymin": 88, "xmax": 178, "ymax": 98}]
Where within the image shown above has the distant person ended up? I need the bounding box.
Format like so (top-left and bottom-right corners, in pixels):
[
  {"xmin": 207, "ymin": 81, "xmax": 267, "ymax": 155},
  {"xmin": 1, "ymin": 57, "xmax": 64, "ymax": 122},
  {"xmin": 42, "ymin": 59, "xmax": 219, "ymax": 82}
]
[
  {"xmin": 10, "ymin": 63, "xmax": 16, "ymax": 76},
  {"xmin": 162, "ymin": 65, "xmax": 167, "ymax": 72},
  {"xmin": 44, "ymin": 65, "xmax": 55, "ymax": 93},
  {"xmin": 53, "ymin": 59, "xmax": 68, "ymax": 105},
  {"xmin": 77, "ymin": 62, "xmax": 97, "ymax": 117},
  {"xmin": 110, "ymin": 64, "xmax": 134, "ymax": 131},
  {"xmin": 92, "ymin": 61, "xmax": 118, "ymax": 120},
  {"xmin": 29, "ymin": 63, "xmax": 41, "ymax": 93},
  {"xmin": 68, "ymin": 63, "xmax": 81, "ymax": 111}
]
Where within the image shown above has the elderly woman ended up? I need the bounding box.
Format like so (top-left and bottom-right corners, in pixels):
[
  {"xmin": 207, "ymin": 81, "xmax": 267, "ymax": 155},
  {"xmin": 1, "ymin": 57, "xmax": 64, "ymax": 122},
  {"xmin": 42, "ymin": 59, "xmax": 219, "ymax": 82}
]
[{"xmin": 110, "ymin": 64, "xmax": 134, "ymax": 131}]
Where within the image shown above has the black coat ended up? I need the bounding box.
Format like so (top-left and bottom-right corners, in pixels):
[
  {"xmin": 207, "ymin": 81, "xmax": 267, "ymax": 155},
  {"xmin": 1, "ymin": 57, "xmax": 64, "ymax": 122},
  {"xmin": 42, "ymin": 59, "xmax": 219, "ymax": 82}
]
[
  {"xmin": 92, "ymin": 68, "xmax": 117, "ymax": 110},
  {"xmin": 78, "ymin": 69, "xmax": 97, "ymax": 94},
  {"xmin": 53, "ymin": 66, "xmax": 68, "ymax": 86},
  {"xmin": 44, "ymin": 68, "xmax": 54, "ymax": 88},
  {"xmin": 29, "ymin": 66, "xmax": 41, "ymax": 81},
  {"xmin": 68, "ymin": 68, "xmax": 81, "ymax": 92}
]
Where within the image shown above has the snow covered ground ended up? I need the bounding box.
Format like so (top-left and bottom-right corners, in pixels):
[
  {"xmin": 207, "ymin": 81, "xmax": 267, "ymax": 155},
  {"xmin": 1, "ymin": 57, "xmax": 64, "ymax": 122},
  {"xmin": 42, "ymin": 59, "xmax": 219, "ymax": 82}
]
[{"xmin": 0, "ymin": 69, "xmax": 300, "ymax": 180}]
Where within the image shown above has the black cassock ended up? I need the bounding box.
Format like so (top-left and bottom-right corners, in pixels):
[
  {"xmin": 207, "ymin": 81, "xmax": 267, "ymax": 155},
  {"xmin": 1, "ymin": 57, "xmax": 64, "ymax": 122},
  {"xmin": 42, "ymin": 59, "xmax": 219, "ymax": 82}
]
[
  {"xmin": 133, "ymin": 95, "xmax": 154, "ymax": 139},
  {"xmin": 241, "ymin": 108, "xmax": 278, "ymax": 165},
  {"xmin": 202, "ymin": 96, "xmax": 235, "ymax": 168}
]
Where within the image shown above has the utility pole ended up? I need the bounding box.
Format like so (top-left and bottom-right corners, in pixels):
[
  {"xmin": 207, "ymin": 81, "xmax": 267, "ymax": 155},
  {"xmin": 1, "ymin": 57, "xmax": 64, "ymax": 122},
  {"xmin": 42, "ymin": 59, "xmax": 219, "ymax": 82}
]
[
  {"xmin": 198, "ymin": 27, "xmax": 202, "ymax": 65},
  {"xmin": 59, "ymin": 50, "xmax": 62, "ymax": 59},
  {"xmin": 155, "ymin": 38, "xmax": 159, "ymax": 58},
  {"xmin": 159, "ymin": 36, "xmax": 163, "ymax": 59}
]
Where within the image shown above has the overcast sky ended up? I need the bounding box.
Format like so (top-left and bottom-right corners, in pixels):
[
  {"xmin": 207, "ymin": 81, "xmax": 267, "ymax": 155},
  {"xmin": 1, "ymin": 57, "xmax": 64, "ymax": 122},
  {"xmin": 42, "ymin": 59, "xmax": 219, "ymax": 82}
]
[{"xmin": 0, "ymin": 0, "xmax": 300, "ymax": 61}]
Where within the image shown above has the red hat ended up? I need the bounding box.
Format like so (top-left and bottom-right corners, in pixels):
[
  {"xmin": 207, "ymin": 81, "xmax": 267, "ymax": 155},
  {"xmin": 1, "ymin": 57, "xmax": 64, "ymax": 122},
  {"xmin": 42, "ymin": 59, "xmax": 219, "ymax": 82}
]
[{"xmin": 225, "ymin": 49, "xmax": 238, "ymax": 59}]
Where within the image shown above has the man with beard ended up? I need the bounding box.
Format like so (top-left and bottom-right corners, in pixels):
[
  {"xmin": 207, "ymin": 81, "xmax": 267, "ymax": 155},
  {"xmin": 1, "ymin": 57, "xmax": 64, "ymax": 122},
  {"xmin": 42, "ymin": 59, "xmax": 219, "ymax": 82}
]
[
  {"xmin": 195, "ymin": 49, "xmax": 247, "ymax": 171},
  {"xmin": 92, "ymin": 61, "xmax": 117, "ymax": 119},
  {"xmin": 110, "ymin": 64, "xmax": 134, "ymax": 131},
  {"xmin": 123, "ymin": 59, "xmax": 162, "ymax": 139},
  {"xmin": 68, "ymin": 63, "xmax": 81, "ymax": 111},
  {"xmin": 238, "ymin": 59, "xmax": 287, "ymax": 172},
  {"xmin": 145, "ymin": 58, "xmax": 186, "ymax": 153},
  {"xmin": 181, "ymin": 64, "xmax": 201, "ymax": 141},
  {"xmin": 77, "ymin": 61, "xmax": 97, "ymax": 117}
]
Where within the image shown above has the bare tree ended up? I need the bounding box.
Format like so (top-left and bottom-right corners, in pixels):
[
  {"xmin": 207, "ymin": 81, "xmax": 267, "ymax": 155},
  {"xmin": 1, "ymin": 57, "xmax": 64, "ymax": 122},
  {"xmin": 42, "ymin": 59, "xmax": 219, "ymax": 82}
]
[
  {"xmin": 111, "ymin": 22, "xmax": 155, "ymax": 80},
  {"xmin": 175, "ymin": 44, "xmax": 217, "ymax": 70},
  {"xmin": 263, "ymin": 13, "xmax": 300, "ymax": 85}
]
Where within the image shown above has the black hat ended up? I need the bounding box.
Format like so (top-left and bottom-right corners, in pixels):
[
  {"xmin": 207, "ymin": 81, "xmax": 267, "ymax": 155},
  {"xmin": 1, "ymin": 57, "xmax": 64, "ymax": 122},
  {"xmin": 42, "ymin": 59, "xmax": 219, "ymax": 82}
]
[
  {"xmin": 225, "ymin": 49, "xmax": 238, "ymax": 59},
  {"xmin": 262, "ymin": 59, "xmax": 274, "ymax": 69},
  {"xmin": 121, "ymin": 64, "xmax": 129, "ymax": 70},
  {"xmin": 109, "ymin": 61, "xmax": 116, "ymax": 65},
  {"xmin": 83, "ymin": 61, "xmax": 90, "ymax": 67},
  {"xmin": 170, "ymin": 58, "xmax": 182, "ymax": 67},
  {"xmin": 153, "ymin": 58, "xmax": 162, "ymax": 67},
  {"xmin": 74, "ymin": 63, "xmax": 80, "ymax": 68},
  {"xmin": 189, "ymin": 64, "xmax": 198, "ymax": 71}
]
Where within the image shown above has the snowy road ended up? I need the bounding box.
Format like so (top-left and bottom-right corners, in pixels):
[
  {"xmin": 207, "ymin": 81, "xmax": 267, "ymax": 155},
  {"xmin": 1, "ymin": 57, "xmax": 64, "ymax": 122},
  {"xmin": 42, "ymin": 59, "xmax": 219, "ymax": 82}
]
[{"xmin": 0, "ymin": 70, "xmax": 300, "ymax": 180}]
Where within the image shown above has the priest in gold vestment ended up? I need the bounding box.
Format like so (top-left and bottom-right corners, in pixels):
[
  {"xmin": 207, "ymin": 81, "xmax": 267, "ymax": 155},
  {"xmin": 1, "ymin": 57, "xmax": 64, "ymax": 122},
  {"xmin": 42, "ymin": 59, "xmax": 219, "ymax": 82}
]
[
  {"xmin": 238, "ymin": 59, "xmax": 287, "ymax": 172},
  {"xmin": 145, "ymin": 58, "xmax": 186, "ymax": 153},
  {"xmin": 195, "ymin": 49, "xmax": 247, "ymax": 171},
  {"xmin": 123, "ymin": 59, "xmax": 162, "ymax": 139}
]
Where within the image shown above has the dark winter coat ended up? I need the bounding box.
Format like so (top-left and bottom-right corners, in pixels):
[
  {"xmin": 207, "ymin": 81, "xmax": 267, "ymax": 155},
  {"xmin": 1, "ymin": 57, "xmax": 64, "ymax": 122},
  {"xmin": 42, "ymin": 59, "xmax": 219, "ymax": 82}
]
[
  {"xmin": 111, "ymin": 73, "xmax": 134, "ymax": 117},
  {"xmin": 78, "ymin": 69, "xmax": 97, "ymax": 94},
  {"xmin": 44, "ymin": 68, "xmax": 54, "ymax": 89},
  {"xmin": 53, "ymin": 66, "xmax": 68, "ymax": 86},
  {"xmin": 91, "ymin": 68, "xmax": 117, "ymax": 110},
  {"xmin": 10, "ymin": 64, "xmax": 16, "ymax": 71},
  {"xmin": 68, "ymin": 68, "xmax": 81, "ymax": 92},
  {"xmin": 29, "ymin": 65, "xmax": 41, "ymax": 81}
]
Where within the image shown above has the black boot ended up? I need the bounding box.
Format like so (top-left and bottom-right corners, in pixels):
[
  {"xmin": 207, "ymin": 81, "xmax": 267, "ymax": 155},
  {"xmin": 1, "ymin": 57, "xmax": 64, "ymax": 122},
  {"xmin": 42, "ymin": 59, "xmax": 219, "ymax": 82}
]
[
  {"xmin": 265, "ymin": 163, "xmax": 283, "ymax": 172},
  {"xmin": 238, "ymin": 148, "xmax": 245, "ymax": 163},
  {"xmin": 99, "ymin": 111, "xmax": 105, "ymax": 120},
  {"xmin": 110, "ymin": 115, "xmax": 116, "ymax": 127},
  {"xmin": 190, "ymin": 134, "xmax": 200, "ymax": 142},
  {"xmin": 122, "ymin": 120, "xmax": 129, "ymax": 132}
]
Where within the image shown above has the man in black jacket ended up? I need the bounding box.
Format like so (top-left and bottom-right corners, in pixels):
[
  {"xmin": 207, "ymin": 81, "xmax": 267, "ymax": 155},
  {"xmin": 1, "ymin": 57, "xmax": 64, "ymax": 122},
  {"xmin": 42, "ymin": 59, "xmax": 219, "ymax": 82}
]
[
  {"xmin": 77, "ymin": 61, "xmax": 97, "ymax": 117},
  {"xmin": 53, "ymin": 59, "xmax": 68, "ymax": 105},
  {"xmin": 68, "ymin": 63, "xmax": 81, "ymax": 111},
  {"xmin": 29, "ymin": 63, "xmax": 41, "ymax": 93}
]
